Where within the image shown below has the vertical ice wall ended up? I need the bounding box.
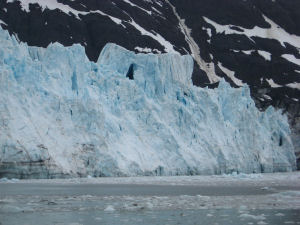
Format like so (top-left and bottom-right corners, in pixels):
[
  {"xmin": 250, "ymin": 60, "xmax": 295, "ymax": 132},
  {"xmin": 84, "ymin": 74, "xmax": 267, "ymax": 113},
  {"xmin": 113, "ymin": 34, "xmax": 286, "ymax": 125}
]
[{"xmin": 0, "ymin": 27, "xmax": 296, "ymax": 178}]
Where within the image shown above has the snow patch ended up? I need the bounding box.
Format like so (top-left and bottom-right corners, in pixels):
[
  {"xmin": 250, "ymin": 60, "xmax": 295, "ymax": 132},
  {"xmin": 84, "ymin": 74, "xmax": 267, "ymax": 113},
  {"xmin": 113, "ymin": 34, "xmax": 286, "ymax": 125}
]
[
  {"xmin": 286, "ymin": 83, "xmax": 300, "ymax": 90},
  {"xmin": 218, "ymin": 63, "xmax": 243, "ymax": 86},
  {"xmin": 123, "ymin": 0, "xmax": 152, "ymax": 15},
  {"xmin": 258, "ymin": 50, "xmax": 271, "ymax": 61},
  {"xmin": 7, "ymin": 0, "xmax": 125, "ymax": 27},
  {"xmin": 7, "ymin": 0, "xmax": 83, "ymax": 18},
  {"xmin": 151, "ymin": 6, "xmax": 162, "ymax": 15},
  {"xmin": 134, "ymin": 47, "xmax": 152, "ymax": 53},
  {"xmin": 203, "ymin": 15, "xmax": 300, "ymax": 49},
  {"xmin": 263, "ymin": 95, "xmax": 272, "ymax": 100},
  {"xmin": 282, "ymin": 54, "xmax": 300, "ymax": 66},
  {"xmin": 242, "ymin": 50, "xmax": 254, "ymax": 55},
  {"xmin": 266, "ymin": 79, "xmax": 282, "ymax": 88},
  {"xmin": 128, "ymin": 18, "xmax": 177, "ymax": 53},
  {"xmin": 0, "ymin": 19, "xmax": 7, "ymax": 26},
  {"xmin": 88, "ymin": 10, "xmax": 124, "ymax": 27}
]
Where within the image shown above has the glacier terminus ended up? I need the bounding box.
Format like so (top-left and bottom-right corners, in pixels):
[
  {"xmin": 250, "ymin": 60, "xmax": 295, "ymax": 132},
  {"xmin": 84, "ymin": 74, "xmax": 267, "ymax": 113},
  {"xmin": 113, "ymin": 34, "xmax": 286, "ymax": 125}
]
[{"xmin": 0, "ymin": 27, "xmax": 296, "ymax": 178}]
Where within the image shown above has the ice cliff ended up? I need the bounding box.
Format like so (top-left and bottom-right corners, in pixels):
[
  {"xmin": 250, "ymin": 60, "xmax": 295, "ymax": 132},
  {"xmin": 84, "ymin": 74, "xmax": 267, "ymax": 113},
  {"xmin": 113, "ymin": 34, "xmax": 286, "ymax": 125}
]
[{"xmin": 0, "ymin": 27, "xmax": 296, "ymax": 178}]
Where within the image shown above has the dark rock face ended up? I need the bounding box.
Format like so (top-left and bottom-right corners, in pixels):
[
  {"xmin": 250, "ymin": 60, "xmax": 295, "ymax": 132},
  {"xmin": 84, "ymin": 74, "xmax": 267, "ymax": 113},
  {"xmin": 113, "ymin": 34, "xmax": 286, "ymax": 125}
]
[
  {"xmin": 0, "ymin": 0, "xmax": 299, "ymax": 167},
  {"xmin": 0, "ymin": 0, "xmax": 190, "ymax": 60}
]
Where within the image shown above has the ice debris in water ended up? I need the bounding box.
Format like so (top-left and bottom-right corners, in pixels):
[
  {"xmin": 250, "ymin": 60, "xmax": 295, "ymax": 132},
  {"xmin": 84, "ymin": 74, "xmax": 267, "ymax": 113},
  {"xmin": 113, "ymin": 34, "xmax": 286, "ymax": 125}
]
[
  {"xmin": 0, "ymin": 177, "xmax": 19, "ymax": 182},
  {"xmin": 221, "ymin": 172, "xmax": 263, "ymax": 179},
  {"xmin": 0, "ymin": 26, "xmax": 296, "ymax": 178},
  {"xmin": 0, "ymin": 178, "xmax": 9, "ymax": 182},
  {"xmin": 104, "ymin": 205, "xmax": 115, "ymax": 212}
]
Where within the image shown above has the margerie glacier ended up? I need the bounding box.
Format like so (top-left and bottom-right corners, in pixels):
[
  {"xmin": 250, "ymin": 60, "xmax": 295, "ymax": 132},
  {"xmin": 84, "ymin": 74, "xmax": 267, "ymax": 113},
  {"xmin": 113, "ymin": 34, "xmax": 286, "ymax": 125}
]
[{"xmin": 0, "ymin": 27, "xmax": 296, "ymax": 178}]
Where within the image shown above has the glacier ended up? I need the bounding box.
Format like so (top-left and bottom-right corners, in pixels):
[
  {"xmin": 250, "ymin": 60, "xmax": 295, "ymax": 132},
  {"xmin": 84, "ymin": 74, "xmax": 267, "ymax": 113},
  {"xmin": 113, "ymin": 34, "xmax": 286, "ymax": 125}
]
[{"xmin": 0, "ymin": 27, "xmax": 296, "ymax": 178}]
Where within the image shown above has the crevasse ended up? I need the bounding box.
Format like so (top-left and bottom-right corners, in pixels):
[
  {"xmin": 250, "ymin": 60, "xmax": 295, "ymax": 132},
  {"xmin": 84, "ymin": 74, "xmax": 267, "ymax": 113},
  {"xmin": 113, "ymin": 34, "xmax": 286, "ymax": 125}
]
[{"xmin": 0, "ymin": 27, "xmax": 296, "ymax": 178}]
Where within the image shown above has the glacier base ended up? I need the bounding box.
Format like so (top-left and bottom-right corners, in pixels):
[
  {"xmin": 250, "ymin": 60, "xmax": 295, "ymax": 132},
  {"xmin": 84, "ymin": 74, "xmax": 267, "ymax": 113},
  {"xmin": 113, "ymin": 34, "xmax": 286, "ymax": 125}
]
[{"xmin": 0, "ymin": 27, "xmax": 296, "ymax": 178}]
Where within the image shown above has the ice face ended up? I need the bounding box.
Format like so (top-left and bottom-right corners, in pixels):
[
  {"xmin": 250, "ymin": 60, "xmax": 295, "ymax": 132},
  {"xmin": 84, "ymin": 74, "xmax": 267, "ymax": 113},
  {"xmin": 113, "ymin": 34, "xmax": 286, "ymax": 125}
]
[{"xmin": 0, "ymin": 27, "xmax": 296, "ymax": 178}]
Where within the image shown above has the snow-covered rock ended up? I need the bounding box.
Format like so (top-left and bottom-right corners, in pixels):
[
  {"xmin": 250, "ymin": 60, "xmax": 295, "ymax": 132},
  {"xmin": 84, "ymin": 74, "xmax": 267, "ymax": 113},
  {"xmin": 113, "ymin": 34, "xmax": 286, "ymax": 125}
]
[{"xmin": 0, "ymin": 27, "xmax": 296, "ymax": 178}]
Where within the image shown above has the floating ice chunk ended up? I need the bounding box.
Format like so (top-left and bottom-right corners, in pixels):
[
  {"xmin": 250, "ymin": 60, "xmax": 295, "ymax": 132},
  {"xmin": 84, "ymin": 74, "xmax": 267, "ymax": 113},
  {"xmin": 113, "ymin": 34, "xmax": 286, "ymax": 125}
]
[
  {"xmin": 104, "ymin": 205, "xmax": 115, "ymax": 212},
  {"xmin": 0, "ymin": 178, "xmax": 9, "ymax": 182},
  {"xmin": 257, "ymin": 221, "xmax": 268, "ymax": 225},
  {"xmin": 239, "ymin": 213, "xmax": 266, "ymax": 220}
]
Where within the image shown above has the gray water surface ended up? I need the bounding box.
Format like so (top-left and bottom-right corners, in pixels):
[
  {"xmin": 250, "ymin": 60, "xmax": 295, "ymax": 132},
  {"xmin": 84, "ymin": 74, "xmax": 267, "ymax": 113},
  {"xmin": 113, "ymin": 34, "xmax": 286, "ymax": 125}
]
[
  {"xmin": 1, "ymin": 181, "xmax": 300, "ymax": 225},
  {"xmin": 0, "ymin": 183, "xmax": 281, "ymax": 197}
]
